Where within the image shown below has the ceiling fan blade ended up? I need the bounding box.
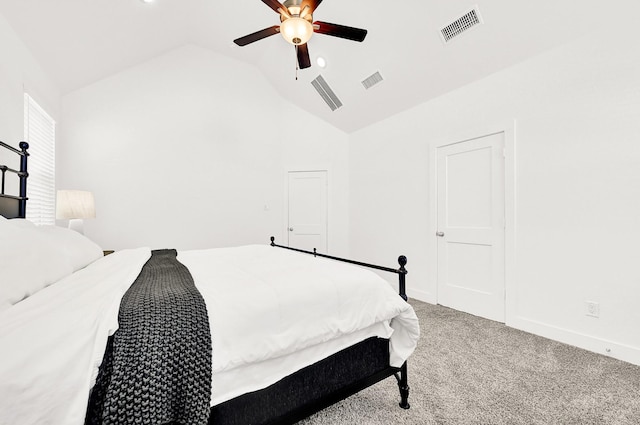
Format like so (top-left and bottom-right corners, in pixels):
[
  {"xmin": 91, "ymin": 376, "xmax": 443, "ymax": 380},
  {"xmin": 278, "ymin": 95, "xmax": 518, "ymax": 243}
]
[
  {"xmin": 301, "ymin": 0, "xmax": 323, "ymax": 14},
  {"xmin": 296, "ymin": 43, "xmax": 311, "ymax": 69},
  {"xmin": 234, "ymin": 25, "xmax": 280, "ymax": 46},
  {"xmin": 313, "ymin": 21, "xmax": 367, "ymax": 42},
  {"xmin": 261, "ymin": 0, "xmax": 285, "ymax": 14}
]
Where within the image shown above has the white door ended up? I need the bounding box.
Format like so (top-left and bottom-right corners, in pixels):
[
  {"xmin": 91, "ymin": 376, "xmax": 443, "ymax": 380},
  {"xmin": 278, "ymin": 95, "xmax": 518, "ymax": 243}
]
[
  {"xmin": 436, "ymin": 132, "xmax": 505, "ymax": 322},
  {"xmin": 287, "ymin": 170, "xmax": 328, "ymax": 253}
]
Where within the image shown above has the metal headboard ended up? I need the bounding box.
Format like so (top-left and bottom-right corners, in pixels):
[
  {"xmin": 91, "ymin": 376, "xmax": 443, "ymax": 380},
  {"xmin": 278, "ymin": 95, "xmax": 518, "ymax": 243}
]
[{"xmin": 0, "ymin": 141, "xmax": 29, "ymax": 219}]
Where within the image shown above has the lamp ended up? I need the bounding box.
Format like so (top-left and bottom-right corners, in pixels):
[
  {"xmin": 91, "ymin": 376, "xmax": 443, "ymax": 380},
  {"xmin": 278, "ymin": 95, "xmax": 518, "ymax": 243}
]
[
  {"xmin": 56, "ymin": 190, "xmax": 95, "ymax": 234},
  {"xmin": 280, "ymin": 17, "xmax": 313, "ymax": 45}
]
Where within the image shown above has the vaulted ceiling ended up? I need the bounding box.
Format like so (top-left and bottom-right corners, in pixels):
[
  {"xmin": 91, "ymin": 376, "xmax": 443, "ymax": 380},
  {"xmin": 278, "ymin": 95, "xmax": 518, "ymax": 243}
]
[{"xmin": 0, "ymin": 0, "xmax": 616, "ymax": 133}]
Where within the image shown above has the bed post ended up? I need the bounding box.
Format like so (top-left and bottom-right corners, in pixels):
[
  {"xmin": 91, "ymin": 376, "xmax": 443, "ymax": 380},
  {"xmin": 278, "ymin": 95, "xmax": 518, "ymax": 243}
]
[
  {"xmin": 397, "ymin": 362, "xmax": 410, "ymax": 409},
  {"xmin": 397, "ymin": 255, "xmax": 408, "ymax": 301},
  {"xmin": 18, "ymin": 142, "xmax": 29, "ymax": 218},
  {"xmin": 395, "ymin": 255, "xmax": 410, "ymax": 409}
]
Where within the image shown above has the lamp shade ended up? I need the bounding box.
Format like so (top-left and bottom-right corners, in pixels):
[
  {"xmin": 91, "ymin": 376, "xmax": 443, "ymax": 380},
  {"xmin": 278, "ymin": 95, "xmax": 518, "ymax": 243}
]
[
  {"xmin": 56, "ymin": 190, "xmax": 96, "ymax": 219},
  {"xmin": 280, "ymin": 17, "xmax": 313, "ymax": 45}
]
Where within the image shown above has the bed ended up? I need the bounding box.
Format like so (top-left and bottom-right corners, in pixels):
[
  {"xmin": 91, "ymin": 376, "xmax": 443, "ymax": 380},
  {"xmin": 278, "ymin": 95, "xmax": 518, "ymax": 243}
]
[{"xmin": 0, "ymin": 140, "xmax": 420, "ymax": 425}]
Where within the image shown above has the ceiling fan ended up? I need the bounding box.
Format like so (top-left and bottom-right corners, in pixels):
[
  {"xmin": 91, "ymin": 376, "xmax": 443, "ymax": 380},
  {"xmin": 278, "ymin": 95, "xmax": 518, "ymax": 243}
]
[{"xmin": 233, "ymin": 0, "xmax": 368, "ymax": 70}]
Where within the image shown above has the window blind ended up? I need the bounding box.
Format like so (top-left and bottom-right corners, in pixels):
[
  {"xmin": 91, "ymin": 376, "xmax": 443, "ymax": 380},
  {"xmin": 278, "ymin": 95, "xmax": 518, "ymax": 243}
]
[{"xmin": 24, "ymin": 93, "xmax": 56, "ymax": 226}]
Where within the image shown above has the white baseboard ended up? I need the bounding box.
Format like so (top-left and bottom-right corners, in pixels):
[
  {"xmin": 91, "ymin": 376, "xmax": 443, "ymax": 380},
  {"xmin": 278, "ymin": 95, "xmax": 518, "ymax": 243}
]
[
  {"xmin": 407, "ymin": 288, "xmax": 435, "ymax": 304},
  {"xmin": 402, "ymin": 292, "xmax": 640, "ymax": 366},
  {"xmin": 509, "ymin": 315, "xmax": 640, "ymax": 366}
]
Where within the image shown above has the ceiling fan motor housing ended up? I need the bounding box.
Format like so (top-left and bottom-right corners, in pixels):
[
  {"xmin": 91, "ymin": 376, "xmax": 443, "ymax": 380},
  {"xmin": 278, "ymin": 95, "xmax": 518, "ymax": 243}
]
[{"xmin": 280, "ymin": 0, "xmax": 313, "ymax": 22}]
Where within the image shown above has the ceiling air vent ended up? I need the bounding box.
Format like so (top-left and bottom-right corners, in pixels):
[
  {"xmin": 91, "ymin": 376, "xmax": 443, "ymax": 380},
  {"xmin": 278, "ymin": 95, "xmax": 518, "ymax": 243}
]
[
  {"xmin": 361, "ymin": 71, "xmax": 384, "ymax": 90},
  {"xmin": 311, "ymin": 75, "xmax": 343, "ymax": 111},
  {"xmin": 439, "ymin": 5, "xmax": 483, "ymax": 43}
]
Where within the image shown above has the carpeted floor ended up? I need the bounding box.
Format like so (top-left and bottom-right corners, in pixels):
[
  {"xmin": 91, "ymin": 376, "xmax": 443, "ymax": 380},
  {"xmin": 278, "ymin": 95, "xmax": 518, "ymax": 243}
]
[{"xmin": 299, "ymin": 300, "xmax": 640, "ymax": 424}]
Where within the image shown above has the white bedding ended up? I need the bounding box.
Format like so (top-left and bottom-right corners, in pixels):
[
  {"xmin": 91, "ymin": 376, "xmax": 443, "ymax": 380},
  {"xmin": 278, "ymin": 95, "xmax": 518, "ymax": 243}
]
[
  {"xmin": 179, "ymin": 245, "xmax": 419, "ymax": 404},
  {"xmin": 0, "ymin": 248, "xmax": 152, "ymax": 425},
  {"xmin": 0, "ymin": 245, "xmax": 420, "ymax": 425}
]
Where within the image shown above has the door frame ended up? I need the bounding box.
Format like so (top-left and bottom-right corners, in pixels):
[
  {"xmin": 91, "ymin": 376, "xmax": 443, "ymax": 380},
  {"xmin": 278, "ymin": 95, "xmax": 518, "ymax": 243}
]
[
  {"xmin": 283, "ymin": 165, "xmax": 331, "ymax": 252},
  {"xmin": 428, "ymin": 120, "xmax": 516, "ymax": 326}
]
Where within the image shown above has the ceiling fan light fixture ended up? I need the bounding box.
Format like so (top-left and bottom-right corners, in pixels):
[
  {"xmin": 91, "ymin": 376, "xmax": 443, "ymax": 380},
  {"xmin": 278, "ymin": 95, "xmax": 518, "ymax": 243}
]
[{"xmin": 280, "ymin": 17, "xmax": 313, "ymax": 45}]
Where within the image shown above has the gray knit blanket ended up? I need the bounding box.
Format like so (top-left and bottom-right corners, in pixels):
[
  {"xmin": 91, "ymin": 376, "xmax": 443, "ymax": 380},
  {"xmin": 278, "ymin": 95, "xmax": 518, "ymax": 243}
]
[{"xmin": 85, "ymin": 249, "xmax": 212, "ymax": 425}]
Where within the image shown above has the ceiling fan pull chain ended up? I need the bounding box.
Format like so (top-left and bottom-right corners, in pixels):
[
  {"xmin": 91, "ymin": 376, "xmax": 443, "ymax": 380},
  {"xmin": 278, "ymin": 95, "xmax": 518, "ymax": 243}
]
[{"xmin": 295, "ymin": 45, "xmax": 299, "ymax": 80}]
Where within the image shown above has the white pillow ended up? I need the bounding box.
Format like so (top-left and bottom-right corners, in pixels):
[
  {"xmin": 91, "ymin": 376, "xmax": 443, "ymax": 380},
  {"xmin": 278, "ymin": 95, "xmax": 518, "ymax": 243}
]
[
  {"xmin": 0, "ymin": 223, "xmax": 73, "ymax": 312},
  {"xmin": 3, "ymin": 220, "xmax": 103, "ymax": 271},
  {"xmin": 37, "ymin": 226, "xmax": 103, "ymax": 272},
  {"xmin": 0, "ymin": 220, "xmax": 103, "ymax": 312}
]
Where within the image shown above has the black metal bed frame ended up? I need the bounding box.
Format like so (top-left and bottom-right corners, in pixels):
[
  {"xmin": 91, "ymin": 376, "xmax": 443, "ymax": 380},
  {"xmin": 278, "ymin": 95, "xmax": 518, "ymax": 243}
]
[
  {"xmin": 0, "ymin": 141, "xmax": 29, "ymax": 219},
  {"xmin": 269, "ymin": 236, "xmax": 411, "ymax": 411}
]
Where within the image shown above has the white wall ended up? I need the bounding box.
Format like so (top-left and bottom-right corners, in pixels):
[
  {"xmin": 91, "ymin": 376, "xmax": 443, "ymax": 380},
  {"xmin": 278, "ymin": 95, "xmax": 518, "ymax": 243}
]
[
  {"xmin": 58, "ymin": 45, "xmax": 350, "ymax": 254},
  {"xmin": 349, "ymin": 24, "xmax": 640, "ymax": 365},
  {"xmin": 0, "ymin": 12, "xmax": 59, "ymax": 173}
]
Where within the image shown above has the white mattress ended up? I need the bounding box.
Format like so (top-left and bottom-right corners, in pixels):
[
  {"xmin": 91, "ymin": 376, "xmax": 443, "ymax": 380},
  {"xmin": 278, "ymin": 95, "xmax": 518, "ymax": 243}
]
[{"xmin": 0, "ymin": 245, "xmax": 420, "ymax": 425}]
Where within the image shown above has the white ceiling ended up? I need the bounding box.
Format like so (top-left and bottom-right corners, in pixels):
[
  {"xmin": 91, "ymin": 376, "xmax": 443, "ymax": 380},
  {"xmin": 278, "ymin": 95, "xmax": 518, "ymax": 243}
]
[{"xmin": 0, "ymin": 0, "xmax": 615, "ymax": 133}]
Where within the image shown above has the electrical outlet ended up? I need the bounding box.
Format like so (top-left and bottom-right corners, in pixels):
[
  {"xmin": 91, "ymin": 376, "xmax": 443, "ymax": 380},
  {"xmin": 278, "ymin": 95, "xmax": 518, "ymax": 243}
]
[{"xmin": 586, "ymin": 301, "xmax": 600, "ymax": 318}]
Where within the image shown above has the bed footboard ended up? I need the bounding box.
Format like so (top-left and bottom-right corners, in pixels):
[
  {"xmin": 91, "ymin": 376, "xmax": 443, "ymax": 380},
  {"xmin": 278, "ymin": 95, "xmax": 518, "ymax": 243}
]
[
  {"xmin": 269, "ymin": 236, "xmax": 411, "ymax": 412},
  {"xmin": 269, "ymin": 236, "xmax": 408, "ymax": 301}
]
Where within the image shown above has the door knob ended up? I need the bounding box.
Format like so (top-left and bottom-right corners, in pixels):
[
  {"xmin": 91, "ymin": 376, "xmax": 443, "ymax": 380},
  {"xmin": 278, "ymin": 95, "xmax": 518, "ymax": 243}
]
[
  {"xmin": 436, "ymin": 231, "xmax": 445, "ymax": 237},
  {"xmin": 289, "ymin": 227, "xmax": 294, "ymax": 231}
]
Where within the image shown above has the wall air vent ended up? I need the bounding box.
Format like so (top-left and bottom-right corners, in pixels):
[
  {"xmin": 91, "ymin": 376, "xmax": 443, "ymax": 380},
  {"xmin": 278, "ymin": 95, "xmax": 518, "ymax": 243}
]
[
  {"xmin": 311, "ymin": 75, "xmax": 343, "ymax": 111},
  {"xmin": 361, "ymin": 71, "xmax": 384, "ymax": 90},
  {"xmin": 439, "ymin": 5, "xmax": 483, "ymax": 43}
]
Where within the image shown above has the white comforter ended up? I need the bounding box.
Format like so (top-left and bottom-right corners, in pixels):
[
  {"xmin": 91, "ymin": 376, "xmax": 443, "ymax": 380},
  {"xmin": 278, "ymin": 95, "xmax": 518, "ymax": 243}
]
[{"xmin": 0, "ymin": 245, "xmax": 420, "ymax": 425}]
